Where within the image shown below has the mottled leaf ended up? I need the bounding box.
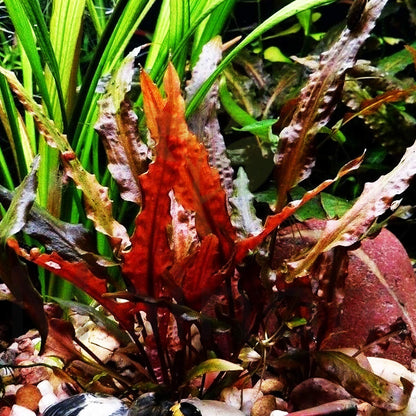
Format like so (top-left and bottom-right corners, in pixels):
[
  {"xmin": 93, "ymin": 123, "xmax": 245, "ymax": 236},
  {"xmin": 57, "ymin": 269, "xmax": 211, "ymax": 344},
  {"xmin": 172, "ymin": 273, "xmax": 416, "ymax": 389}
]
[
  {"xmin": 344, "ymin": 87, "xmax": 416, "ymax": 124},
  {"xmin": 186, "ymin": 36, "xmax": 234, "ymax": 199},
  {"xmin": 314, "ymin": 351, "xmax": 412, "ymax": 411},
  {"xmin": 274, "ymin": 0, "xmax": 389, "ymax": 208},
  {"xmin": 95, "ymin": 47, "xmax": 149, "ymax": 204},
  {"xmin": 291, "ymin": 140, "xmax": 416, "ymax": 278},
  {"xmin": 230, "ymin": 167, "xmax": 263, "ymax": 238},
  {"xmin": 0, "ymin": 67, "xmax": 130, "ymax": 253},
  {"xmin": 0, "ymin": 155, "xmax": 39, "ymax": 239},
  {"xmin": 0, "ymin": 156, "xmax": 48, "ymax": 349}
]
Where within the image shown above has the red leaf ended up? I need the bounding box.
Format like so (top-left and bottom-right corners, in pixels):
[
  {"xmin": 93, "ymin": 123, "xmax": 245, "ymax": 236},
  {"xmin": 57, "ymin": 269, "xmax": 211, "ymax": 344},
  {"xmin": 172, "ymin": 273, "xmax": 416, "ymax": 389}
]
[
  {"xmin": 43, "ymin": 318, "xmax": 82, "ymax": 363},
  {"xmin": 122, "ymin": 64, "xmax": 236, "ymax": 306},
  {"xmin": 8, "ymin": 239, "xmax": 134, "ymax": 331}
]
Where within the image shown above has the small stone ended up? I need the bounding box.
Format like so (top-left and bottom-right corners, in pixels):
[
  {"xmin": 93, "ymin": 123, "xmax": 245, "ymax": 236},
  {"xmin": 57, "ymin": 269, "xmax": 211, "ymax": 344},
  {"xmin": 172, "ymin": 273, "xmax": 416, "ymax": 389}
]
[
  {"xmin": 0, "ymin": 407, "xmax": 11, "ymax": 416},
  {"xmin": 15, "ymin": 385, "xmax": 42, "ymax": 412},
  {"xmin": 270, "ymin": 411, "xmax": 288, "ymax": 416},
  {"xmin": 36, "ymin": 380, "xmax": 54, "ymax": 397},
  {"xmin": 9, "ymin": 405, "xmax": 35, "ymax": 416},
  {"xmin": 259, "ymin": 378, "xmax": 285, "ymax": 395},
  {"xmin": 38, "ymin": 394, "xmax": 59, "ymax": 414},
  {"xmin": 251, "ymin": 395, "xmax": 278, "ymax": 416}
]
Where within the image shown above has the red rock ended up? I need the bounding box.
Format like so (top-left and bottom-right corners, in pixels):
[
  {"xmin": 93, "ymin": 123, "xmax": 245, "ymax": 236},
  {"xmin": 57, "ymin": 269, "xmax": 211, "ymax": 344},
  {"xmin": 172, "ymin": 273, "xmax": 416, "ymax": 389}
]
[{"xmin": 272, "ymin": 220, "xmax": 416, "ymax": 366}]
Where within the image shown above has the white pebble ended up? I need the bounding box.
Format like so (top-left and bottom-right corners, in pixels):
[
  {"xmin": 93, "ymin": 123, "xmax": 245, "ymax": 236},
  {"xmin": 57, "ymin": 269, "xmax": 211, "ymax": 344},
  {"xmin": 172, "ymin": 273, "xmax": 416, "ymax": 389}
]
[
  {"xmin": 36, "ymin": 380, "xmax": 54, "ymax": 396},
  {"xmin": 10, "ymin": 404, "xmax": 36, "ymax": 416},
  {"xmin": 270, "ymin": 411, "xmax": 288, "ymax": 416},
  {"xmin": 38, "ymin": 393, "xmax": 59, "ymax": 414},
  {"xmin": 4, "ymin": 384, "xmax": 22, "ymax": 396}
]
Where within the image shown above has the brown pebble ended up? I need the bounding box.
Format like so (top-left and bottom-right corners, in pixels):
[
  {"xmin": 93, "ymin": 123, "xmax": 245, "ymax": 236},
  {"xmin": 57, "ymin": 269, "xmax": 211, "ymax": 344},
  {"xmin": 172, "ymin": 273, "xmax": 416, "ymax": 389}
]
[
  {"xmin": 15, "ymin": 385, "xmax": 42, "ymax": 411},
  {"xmin": 260, "ymin": 378, "xmax": 285, "ymax": 394},
  {"xmin": 251, "ymin": 395, "xmax": 278, "ymax": 416}
]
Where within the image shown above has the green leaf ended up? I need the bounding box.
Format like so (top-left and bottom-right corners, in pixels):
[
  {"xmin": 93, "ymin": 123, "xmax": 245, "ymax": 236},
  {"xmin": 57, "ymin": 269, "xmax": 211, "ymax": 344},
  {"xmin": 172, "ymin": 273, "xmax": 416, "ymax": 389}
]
[
  {"xmin": 320, "ymin": 192, "xmax": 353, "ymax": 219},
  {"xmin": 186, "ymin": 358, "xmax": 243, "ymax": 381},
  {"xmin": 315, "ymin": 351, "xmax": 412, "ymax": 411},
  {"xmin": 0, "ymin": 156, "xmax": 39, "ymax": 241},
  {"xmin": 289, "ymin": 187, "xmax": 327, "ymax": 221},
  {"xmin": 3, "ymin": 0, "xmax": 54, "ymax": 118},
  {"xmin": 264, "ymin": 46, "xmax": 291, "ymax": 63}
]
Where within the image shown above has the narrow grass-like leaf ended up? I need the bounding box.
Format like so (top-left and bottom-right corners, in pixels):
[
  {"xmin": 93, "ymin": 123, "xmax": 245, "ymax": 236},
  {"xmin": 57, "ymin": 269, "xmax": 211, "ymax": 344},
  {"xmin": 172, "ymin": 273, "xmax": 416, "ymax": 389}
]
[
  {"xmin": 0, "ymin": 75, "xmax": 31, "ymax": 182},
  {"xmin": 3, "ymin": 0, "xmax": 54, "ymax": 118},
  {"xmin": 70, "ymin": 0, "xmax": 156, "ymax": 154},
  {"xmin": 0, "ymin": 67, "xmax": 130, "ymax": 252},
  {"xmin": 186, "ymin": 0, "xmax": 338, "ymax": 117},
  {"xmin": 19, "ymin": 0, "xmax": 67, "ymax": 127},
  {"xmin": 169, "ymin": 0, "xmax": 190, "ymax": 76},
  {"xmin": 145, "ymin": 0, "xmax": 227, "ymax": 83},
  {"xmin": 190, "ymin": 0, "xmax": 236, "ymax": 66},
  {"xmin": 47, "ymin": 0, "xmax": 86, "ymax": 123}
]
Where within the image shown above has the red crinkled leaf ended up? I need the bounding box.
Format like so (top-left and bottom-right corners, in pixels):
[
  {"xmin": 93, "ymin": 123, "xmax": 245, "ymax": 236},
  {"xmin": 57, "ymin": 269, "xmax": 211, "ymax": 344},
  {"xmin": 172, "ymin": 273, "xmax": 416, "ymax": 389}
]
[
  {"xmin": 169, "ymin": 234, "xmax": 222, "ymax": 309},
  {"xmin": 122, "ymin": 63, "xmax": 236, "ymax": 306},
  {"xmin": 8, "ymin": 239, "xmax": 134, "ymax": 331}
]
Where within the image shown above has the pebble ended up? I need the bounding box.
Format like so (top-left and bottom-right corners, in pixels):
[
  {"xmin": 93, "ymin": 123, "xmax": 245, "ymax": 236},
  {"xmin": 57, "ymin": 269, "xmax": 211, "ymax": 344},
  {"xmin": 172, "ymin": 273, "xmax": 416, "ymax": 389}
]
[
  {"xmin": 259, "ymin": 378, "xmax": 285, "ymax": 395},
  {"xmin": 9, "ymin": 405, "xmax": 35, "ymax": 416},
  {"xmin": 15, "ymin": 385, "xmax": 42, "ymax": 412},
  {"xmin": 250, "ymin": 395, "xmax": 278, "ymax": 416},
  {"xmin": 36, "ymin": 381, "xmax": 54, "ymax": 397}
]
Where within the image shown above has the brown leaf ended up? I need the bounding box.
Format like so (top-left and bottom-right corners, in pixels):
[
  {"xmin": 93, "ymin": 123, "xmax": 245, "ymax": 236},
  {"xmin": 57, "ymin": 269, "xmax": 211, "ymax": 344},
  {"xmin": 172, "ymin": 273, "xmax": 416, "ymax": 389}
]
[
  {"xmin": 291, "ymin": 139, "xmax": 416, "ymax": 279},
  {"xmin": 274, "ymin": 0, "xmax": 389, "ymax": 208},
  {"xmin": 186, "ymin": 36, "xmax": 234, "ymax": 198},
  {"xmin": 95, "ymin": 48, "xmax": 149, "ymax": 204},
  {"xmin": 43, "ymin": 318, "xmax": 82, "ymax": 363},
  {"xmin": 343, "ymin": 87, "xmax": 416, "ymax": 124}
]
